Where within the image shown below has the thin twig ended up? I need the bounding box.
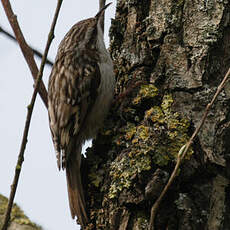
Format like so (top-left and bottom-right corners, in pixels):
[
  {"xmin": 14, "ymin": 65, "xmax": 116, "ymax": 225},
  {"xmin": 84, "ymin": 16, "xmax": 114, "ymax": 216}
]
[
  {"xmin": 1, "ymin": 1, "xmax": 63, "ymax": 229},
  {"xmin": 148, "ymin": 67, "xmax": 230, "ymax": 230},
  {"xmin": 0, "ymin": 25, "xmax": 54, "ymax": 67},
  {"xmin": 1, "ymin": 0, "xmax": 48, "ymax": 108},
  {"xmin": 99, "ymin": 0, "xmax": 106, "ymax": 33}
]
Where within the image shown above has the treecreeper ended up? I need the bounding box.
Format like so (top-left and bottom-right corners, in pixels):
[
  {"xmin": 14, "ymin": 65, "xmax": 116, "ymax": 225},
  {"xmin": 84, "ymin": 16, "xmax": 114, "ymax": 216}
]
[{"xmin": 48, "ymin": 3, "xmax": 115, "ymax": 227}]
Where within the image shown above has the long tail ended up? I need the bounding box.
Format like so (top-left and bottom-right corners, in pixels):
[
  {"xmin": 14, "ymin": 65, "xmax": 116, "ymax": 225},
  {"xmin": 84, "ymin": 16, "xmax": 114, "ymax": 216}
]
[{"xmin": 66, "ymin": 157, "xmax": 89, "ymax": 227}]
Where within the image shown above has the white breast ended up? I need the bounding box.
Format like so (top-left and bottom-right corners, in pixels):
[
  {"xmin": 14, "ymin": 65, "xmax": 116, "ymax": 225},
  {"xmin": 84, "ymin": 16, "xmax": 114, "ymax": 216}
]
[{"xmin": 82, "ymin": 22, "xmax": 115, "ymax": 141}]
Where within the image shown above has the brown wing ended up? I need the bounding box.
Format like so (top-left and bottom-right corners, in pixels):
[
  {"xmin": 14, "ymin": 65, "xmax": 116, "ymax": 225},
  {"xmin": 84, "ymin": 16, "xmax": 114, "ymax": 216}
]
[{"xmin": 48, "ymin": 50, "xmax": 101, "ymax": 169}]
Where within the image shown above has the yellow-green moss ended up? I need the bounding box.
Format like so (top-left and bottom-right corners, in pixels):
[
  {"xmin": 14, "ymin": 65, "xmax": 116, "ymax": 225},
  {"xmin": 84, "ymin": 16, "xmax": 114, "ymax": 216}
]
[
  {"xmin": 133, "ymin": 84, "xmax": 158, "ymax": 105},
  {"xmin": 87, "ymin": 148, "xmax": 105, "ymax": 188},
  {"xmin": 125, "ymin": 122, "xmax": 137, "ymax": 140},
  {"xmin": 88, "ymin": 172, "xmax": 103, "ymax": 188},
  {"xmin": 161, "ymin": 94, "xmax": 174, "ymax": 112},
  {"xmin": 136, "ymin": 211, "xmax": 149, "ymax": 229},
  {"xmin": 0, "ymin": 194, "xmax": 8, "ymax": 216},
  {"xmin": 0, "ymin": 194, "xmax": 41, "ymax": 229},
  {"xmin": 109, "ymin": 93, "xmax": 193, "ymax": 199},
  {"xmin": 145, "ymin": 94, "xmax": 192, "ymax": 162},
  {"xmin": 114, "ymin": 122, "xmax": 137, "ymax": 146},
  {"xmin": 145, "ymin": 106, "xmax": 164, "ymax": 123},
  {"xmin": 109, "ymin": 152, "xmax": 151, "ymax": 199}
]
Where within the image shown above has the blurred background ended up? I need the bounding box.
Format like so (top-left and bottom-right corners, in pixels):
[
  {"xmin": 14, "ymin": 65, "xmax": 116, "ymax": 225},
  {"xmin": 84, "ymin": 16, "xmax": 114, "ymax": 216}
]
[{"xmin": 0, "ymin": 1, "xmax": 116, "ymax": 229}]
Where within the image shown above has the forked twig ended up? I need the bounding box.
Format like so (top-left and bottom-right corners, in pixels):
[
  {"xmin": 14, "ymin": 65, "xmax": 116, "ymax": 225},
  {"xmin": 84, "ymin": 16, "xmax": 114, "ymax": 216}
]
[
  {"xmin": 1, "ymin": 0, "xmax": 48, "ymax": 108},
  {"xmin": 1, "ymin": 1, "xmax": 63, "ymax": 229},
  {"xmin": 0, "ymin": 25, "xmax": 54, "ymax": 67},
  {"xmin": 149, "ymin": 67, "xmax": 230, "ymax": 230}
]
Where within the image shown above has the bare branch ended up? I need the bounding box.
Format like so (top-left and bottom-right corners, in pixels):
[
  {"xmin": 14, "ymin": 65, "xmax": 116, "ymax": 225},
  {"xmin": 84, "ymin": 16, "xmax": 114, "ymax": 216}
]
[
  {"xmin": 1, "ymin": 1, "xmax": 48, "ymax": 108},
  {"xmin": 0, "ymin": 25, "xmax": 53, "ymax": 67},
  {"xmin": 148, "ymin": 67, "xmax": 230, "ymax": 230},
  {"xmin": 1, "ymin": 0, "xmax": 63, "ymax": 229},
  {"xmin": 99, "ymin": 0, "xmax": 106, "ymax": 33}
]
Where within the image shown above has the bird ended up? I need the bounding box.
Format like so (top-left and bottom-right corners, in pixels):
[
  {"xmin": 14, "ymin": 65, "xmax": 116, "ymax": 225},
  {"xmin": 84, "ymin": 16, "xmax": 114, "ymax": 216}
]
[{"xmin": 48, "ymin": 3, "xmax": 115, "ymax": 227}]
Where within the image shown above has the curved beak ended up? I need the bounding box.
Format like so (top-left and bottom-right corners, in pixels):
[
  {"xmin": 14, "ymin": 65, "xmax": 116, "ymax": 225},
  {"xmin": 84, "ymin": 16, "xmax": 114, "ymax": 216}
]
[{"xmin": 95, "ymin": 2, "xmax": 112, "ymax": 20}]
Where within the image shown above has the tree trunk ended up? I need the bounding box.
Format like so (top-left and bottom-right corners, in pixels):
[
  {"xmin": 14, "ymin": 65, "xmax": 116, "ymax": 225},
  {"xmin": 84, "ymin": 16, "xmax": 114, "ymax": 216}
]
[{"xmin": 85, "ymin": 0, "xmax": 230, "ymax": 229}]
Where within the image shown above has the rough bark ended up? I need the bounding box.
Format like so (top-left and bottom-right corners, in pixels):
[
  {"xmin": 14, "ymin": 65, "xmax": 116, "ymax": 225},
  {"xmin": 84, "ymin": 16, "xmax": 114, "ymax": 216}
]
[
  {"xmin": 85, "ymin": 0, "xmax": 230, "ymax": 229},
  {"xmin": 0, "ymin": 194, "xmax": 42, "ymax": 230}
]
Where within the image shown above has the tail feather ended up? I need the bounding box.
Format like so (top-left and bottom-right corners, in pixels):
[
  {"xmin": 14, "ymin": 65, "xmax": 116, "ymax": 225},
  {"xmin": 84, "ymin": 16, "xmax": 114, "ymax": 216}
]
[{"xmin": 66, "ymin": 159, "xmax": 88, "ymax": 227}]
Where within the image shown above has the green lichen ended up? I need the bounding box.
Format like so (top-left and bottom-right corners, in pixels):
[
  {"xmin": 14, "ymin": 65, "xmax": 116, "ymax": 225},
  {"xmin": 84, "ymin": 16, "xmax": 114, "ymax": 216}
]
[
  {"xmin": 109, "ymin": 93, "xmax": 193, "ymax": 199},
  {"xmin": 87, "ymin": 148, "xmax": 105, "ymax": 188},
  {"xmin": 133, "ymin": 84, "xmax": 158, "ymax": 105},
  {"xmin": 146, "ymin": 94, "xmax": 193, "ymax": 163},
  {"xmin": 125, "ymin": 122, "xmax": 137, "ymax": 140},
  {"xmin": 161, "ymin": 94, "xmax": 174, "ymax": 112},
  {"xmin": 88, "ymin": 172, "xmax": 103, "ymax": 188},
  {"xmin": 109, "ymin": 151, "xmax": 151, "ymax": 199},
  {"xmin": 114, "ymin": 122, "xmax": 137, "ymax": 147},
  {"xmin": 0, "ymin": 194, "xmax": 41, "ymax": 229},
  {"xmin": 133, "ymin": 125, "xmax": 150, "ymax": 143},
  {"xmin": 136, "ymin": 211, "xmax": 149, "ymax": 229},
  {"xmin": 145, "ymin": 106, "xmax": 164, "ymax": 123},
  {"xmin": 0, "ymin": 194, "xmax": 8, "ymax": 215}
]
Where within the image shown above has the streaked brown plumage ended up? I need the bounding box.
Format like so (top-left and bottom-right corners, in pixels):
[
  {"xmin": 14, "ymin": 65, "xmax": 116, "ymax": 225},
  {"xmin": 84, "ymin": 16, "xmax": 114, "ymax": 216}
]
[{"xmin": 48, "ymin": 3, "xmax": 114, "ymax": 227}]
